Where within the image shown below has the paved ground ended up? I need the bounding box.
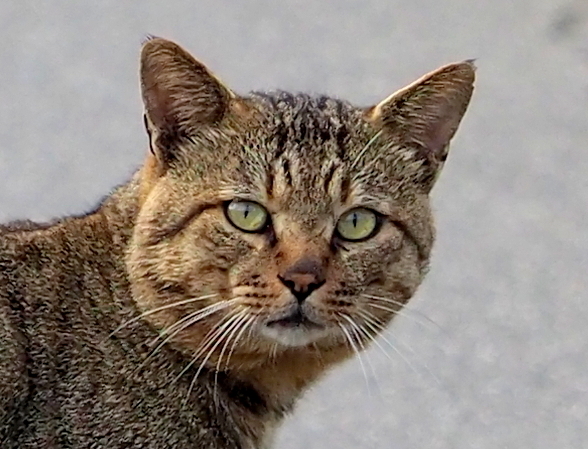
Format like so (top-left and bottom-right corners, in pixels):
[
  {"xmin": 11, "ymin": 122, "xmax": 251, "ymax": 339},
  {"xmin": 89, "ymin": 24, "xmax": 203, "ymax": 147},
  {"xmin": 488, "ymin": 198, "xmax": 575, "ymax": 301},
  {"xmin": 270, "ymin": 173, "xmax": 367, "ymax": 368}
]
[{"xmin": 1, "ymin": 1, "xmax": 587, "ymax": 447}]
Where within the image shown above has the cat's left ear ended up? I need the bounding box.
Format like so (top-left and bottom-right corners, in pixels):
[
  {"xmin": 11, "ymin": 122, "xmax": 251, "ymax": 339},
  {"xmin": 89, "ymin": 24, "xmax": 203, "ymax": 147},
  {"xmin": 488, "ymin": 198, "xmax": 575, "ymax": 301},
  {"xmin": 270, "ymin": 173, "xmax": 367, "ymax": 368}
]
[
  {"xmin": 140, "ymin": 37, "xmax": 244, "ymax": 164},
  {"xmin": 366, "ymin": 61, "xmax": 475, "ymax": 191}
]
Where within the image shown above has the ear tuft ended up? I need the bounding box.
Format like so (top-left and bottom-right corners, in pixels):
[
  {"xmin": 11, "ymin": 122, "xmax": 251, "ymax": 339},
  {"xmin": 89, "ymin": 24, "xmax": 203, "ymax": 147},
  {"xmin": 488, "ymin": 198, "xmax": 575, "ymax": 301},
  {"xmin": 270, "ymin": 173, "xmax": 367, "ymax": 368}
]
[
  {"xmin": 141, "ymin": 34, "xmax": 159, "ymax": 45},
  {"xmin": 367, "ymin": 61, "xmax": 475, "ymax": 189}
]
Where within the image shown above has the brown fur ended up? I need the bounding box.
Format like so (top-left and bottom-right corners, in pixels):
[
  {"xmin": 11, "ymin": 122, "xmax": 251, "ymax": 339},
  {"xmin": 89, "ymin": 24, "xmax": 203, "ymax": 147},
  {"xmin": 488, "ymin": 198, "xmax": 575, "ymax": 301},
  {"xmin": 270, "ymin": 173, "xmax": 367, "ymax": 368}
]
[{"xmin": 0, "ymin": 37, "xmax": 474, "ymax": 448}]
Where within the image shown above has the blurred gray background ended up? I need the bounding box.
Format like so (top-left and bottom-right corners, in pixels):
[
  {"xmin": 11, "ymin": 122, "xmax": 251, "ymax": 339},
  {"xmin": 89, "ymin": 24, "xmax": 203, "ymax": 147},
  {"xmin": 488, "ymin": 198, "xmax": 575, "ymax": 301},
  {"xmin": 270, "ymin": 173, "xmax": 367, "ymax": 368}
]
[{"xmin": 1, "ymin": 0, "xmax": 587, "ymax": 447}]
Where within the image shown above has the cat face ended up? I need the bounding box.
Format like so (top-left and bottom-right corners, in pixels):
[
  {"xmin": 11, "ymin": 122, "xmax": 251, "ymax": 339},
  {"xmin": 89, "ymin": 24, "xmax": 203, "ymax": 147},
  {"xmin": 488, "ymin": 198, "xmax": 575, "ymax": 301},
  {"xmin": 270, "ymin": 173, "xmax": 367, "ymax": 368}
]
[{"xmin": 127, "ymin": 38, "xmax": 474, "ymax": 367}]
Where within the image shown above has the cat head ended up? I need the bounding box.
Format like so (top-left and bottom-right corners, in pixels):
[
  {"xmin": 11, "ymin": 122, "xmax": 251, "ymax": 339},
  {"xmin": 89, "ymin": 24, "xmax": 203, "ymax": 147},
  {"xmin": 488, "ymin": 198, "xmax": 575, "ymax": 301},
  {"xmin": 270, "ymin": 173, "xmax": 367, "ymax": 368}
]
[{"xmin": 127, "ymin": 38, "xmax": 474, "ymax": 367}]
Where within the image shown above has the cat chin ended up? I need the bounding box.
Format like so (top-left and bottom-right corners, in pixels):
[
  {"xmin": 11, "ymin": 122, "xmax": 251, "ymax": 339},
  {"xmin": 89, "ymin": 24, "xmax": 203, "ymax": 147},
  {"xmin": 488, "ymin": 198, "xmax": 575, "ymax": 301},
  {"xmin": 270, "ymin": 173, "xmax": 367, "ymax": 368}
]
[{"xmin": 259, "ymin": 325, "xmax": 331, "ymax": 348}]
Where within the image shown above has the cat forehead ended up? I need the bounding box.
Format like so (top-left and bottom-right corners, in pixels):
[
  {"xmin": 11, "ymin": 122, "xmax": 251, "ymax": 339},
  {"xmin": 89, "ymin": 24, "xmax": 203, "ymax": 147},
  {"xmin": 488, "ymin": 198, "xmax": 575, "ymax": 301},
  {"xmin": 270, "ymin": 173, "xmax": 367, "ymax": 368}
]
[
  {"xmin": 174, "ymin": 92, "xmax": 418, "ymax": 221},
  {"xmin": 250, "ymin": 91, "xmax": 356, "ymax": 118},
  {"xmin": 248, "ymin": 91, "xmax": 367, "ymax": 151},
  {"xmin": 238, "ymin": 93, "xmax": 368, "ymax": 211}
]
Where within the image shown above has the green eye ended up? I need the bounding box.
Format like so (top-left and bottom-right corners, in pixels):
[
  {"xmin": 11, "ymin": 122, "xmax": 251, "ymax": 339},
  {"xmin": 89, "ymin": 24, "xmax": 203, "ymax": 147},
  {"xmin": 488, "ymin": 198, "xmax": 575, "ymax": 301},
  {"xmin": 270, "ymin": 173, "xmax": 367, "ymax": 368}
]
[
  {"xmin": 225, "ymin": 200, "xmax": 269, "ymax": 233},
  {"xmin": 336, "ymin": 208, "xmax": 378, "ymax": 241}
]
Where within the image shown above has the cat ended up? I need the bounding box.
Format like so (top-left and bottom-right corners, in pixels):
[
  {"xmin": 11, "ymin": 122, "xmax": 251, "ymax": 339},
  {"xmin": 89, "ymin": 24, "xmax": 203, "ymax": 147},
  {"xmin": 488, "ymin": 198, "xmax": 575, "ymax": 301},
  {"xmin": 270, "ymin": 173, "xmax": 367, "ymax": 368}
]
[{"xmin": 0, "ymin": 37, "xmax": 474, "ymax": 448}]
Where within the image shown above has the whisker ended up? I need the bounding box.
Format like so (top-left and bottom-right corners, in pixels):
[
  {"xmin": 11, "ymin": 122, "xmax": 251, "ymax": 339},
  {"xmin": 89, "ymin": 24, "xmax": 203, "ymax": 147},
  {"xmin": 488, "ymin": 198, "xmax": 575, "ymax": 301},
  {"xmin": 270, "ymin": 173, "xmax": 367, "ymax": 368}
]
[
  {"xmin": 358, "ymin": 309, "xmax": 441, "ymax": 386},
  {"xmin": 311, "ymin": 342, "xmax": 325, "ymax": 366},
  {"xmin": 337, "ymin": 316, "xmax": 371, "ymax": 397},
  {"xmin": 223, "ymin": 315, "xmax": 257, "ymax": 371},
  {"xmin": 340, "ymin": 314, "xmax": 382, "ymax": 397},
  {"xmin": 341, "ymin": 311, "xmax": 402, "ymax": 392},
  {"xmin": 358, "ymin": 310, "xmax": 424, "ymax": 379},
  {"xmin": 213, "ymin": 311, "xmax": 251, "ymax": 404},
  {"xmin": 135, "ymin": 299, "xmax": 241, "ymax": 374},
  {"xmin": 364, "ymin": 302, "xmax": 440, "ymax": 335},
  {"xmin": 359, "ymin": 146, "xmax": 388, "ymax": 175},
  {"xmin": 347, "ymin": 311, "xmax": 393, "ymax": 364},
  {"xmin": 105, "ymin": 293, "xmax": 218, "ymax": 342},
  {"xmin": 172, "ymin": 312, "xmax": 237, "ymax": 386},
  {"xmin": 361, "ymin": 293, "xmax": 445, "ymax": 333},
  {"xmin": 185, "ymin": 312, "xmax": 246, "ymax": 406},
  {"xmin": 148, "ymin": 298, "xmax": 240, "ymax": 347},
  {"xmin": 350, "ymin": 130, "xmax": 383, "ymax": 170}
]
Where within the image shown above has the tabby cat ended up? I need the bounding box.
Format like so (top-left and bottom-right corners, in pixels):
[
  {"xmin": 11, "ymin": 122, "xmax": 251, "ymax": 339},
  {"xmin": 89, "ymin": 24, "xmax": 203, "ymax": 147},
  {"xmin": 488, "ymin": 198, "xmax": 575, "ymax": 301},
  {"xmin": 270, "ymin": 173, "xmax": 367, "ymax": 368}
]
[{"xmin": 0, "ymin": 38, "xmax": 474, "ymax": 448}]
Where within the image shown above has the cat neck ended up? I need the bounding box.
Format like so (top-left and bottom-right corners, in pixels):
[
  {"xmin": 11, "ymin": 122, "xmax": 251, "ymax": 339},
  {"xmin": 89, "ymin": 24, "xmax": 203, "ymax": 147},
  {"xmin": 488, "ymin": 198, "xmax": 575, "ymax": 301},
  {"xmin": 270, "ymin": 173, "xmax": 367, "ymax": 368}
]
[
  {"xmin": 100, "ymin": 172, "xmax": 142, "ymax": 245},
  {"xmin": 227, "ymin": 344, "xmax": 353, "ymax": 413}
]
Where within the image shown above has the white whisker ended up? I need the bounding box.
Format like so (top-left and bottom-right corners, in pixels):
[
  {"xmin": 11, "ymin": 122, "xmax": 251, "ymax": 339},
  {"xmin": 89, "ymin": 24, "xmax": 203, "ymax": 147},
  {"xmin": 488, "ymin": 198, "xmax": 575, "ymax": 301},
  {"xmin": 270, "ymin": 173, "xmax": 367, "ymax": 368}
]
[
  {"xmin": 213, "ymin": 311, "xmax": 250, "ymax": 404},
  {"xmin": 340, "ymin": 313, "xmax": 382, "ymax": 396},
  {"xmin": 223, "ymin": 315, "xmax": 256, "ymax": 371},
  {"xmin": 172, "ymin": 312, "xmax": 237, "ymax": 386},
  {"xmin": 311, "ymin": 342, "xmax": 325, "ymax": 366},
  {"xmin": 358, "ymin": 309, "xmax": 441, "ymax": 386},
  {"xmin": 361, "ymin": 293, "xmax": 444, "ymax": 333},
  {"xmin": 185, "ymin": 312, "xmax": 245, "ymax": 406},
  {"xmin": 149, "ymin": 298, "xmax": 240, "ymax": 347},
  {"xmin": 136, "ymin": 299, "xmax": 241, "ymax": 373},
  {"xmin": 337, "ymin": 316, "xmax": 371, "ymax": 397},
  {"xmin": 350, "ymin": 130, "xmax": 383, "ymax": 170},
  {"xmin": 105, "ymin": 293, "xmax": 218, "ymax": 341}
]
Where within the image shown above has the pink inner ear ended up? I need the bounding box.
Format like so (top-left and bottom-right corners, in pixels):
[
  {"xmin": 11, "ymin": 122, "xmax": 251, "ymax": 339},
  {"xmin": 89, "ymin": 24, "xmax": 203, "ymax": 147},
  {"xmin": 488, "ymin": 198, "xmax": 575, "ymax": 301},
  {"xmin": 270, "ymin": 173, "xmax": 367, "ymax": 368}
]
[
  {"xmin": 422, "ymin": 100, "xmax": 461, "ymax": 157},
  {"xmin": 143, "ymin": 82, "xmax": 177, "ymax": 134},
  {"xmin": 140, "ymin": 39, "xmax": 231, "ymax": 136},
  {"xmin": 373, "ymin": 61, "xmax": 474, "ymax": 161},
  {"xmin": 365, "ymin": 62, "xmax": 474, "ymax": 192}
]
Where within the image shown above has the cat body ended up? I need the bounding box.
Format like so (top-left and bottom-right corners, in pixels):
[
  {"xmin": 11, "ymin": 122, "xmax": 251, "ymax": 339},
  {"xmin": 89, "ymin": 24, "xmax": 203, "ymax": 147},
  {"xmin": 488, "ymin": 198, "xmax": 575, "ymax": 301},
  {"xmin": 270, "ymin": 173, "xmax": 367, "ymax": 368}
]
[
  {"xmin": 0, "ymin": 38, "xmax": 474, "ymax": 448},
  {"xmin": 0, "ymin": 201, "xmax": 275, "ymax": 448}
]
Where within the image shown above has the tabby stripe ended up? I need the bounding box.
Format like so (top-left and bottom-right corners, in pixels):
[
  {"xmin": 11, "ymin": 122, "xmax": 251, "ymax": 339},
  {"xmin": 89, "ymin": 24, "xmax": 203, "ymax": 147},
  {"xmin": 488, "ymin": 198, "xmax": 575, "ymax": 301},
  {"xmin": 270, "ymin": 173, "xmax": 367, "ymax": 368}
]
[
  {"xmin": 323, "ymin": 163, "xmax": 339, "ymax": 193},
  {"xmin": 265, "ymin": 169, "xmax": 274, "ymax": 198},
  {"xmin": 339, "ymin": 177, "xmax": 351, "ymax": 204},
  {"xmin": 281, "ymin": 158, "xmax": 293, "ymax": 186},
  {"xmin": 392, "ymin": 220, "xmax": 428, "ymax": 262},
  {"xmin": 146, "ymin": 203, "xmax": 217, "ymax": 246}
]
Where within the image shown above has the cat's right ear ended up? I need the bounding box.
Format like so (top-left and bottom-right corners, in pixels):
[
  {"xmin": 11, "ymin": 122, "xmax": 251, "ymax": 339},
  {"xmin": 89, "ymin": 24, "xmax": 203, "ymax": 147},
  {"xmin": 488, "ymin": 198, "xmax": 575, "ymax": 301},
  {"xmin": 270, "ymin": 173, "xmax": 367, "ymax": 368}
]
[
  {"xmin": 365, "ymin": 61, "xmax": 475, "ymax": 192},
  {"xmin": 140, "ymin": 37, "xmax": 235, "ymax": 164}
]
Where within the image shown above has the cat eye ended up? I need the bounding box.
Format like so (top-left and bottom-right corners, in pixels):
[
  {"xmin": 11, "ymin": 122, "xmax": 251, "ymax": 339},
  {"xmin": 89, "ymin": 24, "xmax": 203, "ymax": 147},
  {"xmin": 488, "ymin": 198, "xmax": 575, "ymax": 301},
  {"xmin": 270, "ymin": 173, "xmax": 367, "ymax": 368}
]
[
  {"xmin": 225, "ymin": 200, "xmax": 269, "ymax": 233},
  {"xmin": 336, "ymin": 207, "xmax": 379, "ymax": 241}
]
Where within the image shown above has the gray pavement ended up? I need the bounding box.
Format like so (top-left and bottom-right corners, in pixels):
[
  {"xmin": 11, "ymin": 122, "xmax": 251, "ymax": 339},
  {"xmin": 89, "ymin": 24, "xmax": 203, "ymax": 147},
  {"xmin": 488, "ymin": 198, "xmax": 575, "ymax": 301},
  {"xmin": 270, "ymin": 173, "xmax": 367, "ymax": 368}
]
[{"xmin": 1, "ymin": 1, "xmax": 587, "ymax": 447}]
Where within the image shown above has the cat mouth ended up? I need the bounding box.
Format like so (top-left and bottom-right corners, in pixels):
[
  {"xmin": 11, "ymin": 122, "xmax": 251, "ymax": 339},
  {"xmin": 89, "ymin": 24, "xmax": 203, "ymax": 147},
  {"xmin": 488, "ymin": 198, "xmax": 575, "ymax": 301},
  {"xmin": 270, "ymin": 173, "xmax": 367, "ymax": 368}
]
[
  {"xmin": 261, "ymin": 307, "xmax": 329, "ymax": 347},
  {"xmin": 266, "ymin": 308, "xmax": 324, "ymax": 329}
]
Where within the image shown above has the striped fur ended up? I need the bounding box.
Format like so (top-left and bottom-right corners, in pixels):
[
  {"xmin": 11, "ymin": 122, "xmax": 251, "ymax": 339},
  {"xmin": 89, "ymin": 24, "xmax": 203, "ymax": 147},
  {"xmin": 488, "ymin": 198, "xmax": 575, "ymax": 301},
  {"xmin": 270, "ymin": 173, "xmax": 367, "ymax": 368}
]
[{"xmin": 0, "ymin": 37, "xmax": 474, "ymax": 448}]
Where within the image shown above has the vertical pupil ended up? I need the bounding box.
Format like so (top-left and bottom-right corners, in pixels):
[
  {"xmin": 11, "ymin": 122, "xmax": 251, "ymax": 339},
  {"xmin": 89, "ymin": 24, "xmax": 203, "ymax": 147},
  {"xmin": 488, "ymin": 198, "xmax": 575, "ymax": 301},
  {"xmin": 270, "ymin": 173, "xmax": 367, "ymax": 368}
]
[
  {"xmin": 352, "ymin": 212, "xmax": 358, "ymax": 228},
  {"xmin": 243, "ymin": 204, "xmax": 250, "ymax": 219}
]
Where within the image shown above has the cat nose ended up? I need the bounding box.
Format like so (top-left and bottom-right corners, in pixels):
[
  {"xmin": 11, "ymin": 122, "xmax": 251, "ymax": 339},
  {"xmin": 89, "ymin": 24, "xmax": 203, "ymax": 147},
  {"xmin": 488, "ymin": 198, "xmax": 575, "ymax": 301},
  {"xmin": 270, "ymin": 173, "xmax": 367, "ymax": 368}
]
[{"xmin": 278, "ymin": 256, "xmax": 326, "ymax": 303}]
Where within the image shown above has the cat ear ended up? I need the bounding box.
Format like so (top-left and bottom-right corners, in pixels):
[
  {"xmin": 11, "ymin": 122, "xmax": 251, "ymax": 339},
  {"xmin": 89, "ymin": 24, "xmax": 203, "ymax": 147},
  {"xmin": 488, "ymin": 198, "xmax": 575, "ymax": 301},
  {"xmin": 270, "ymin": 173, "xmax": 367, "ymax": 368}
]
[
  {"xmin": 140, "ymin": 37, "xmax": 235, "ymax": 161},
  {"xmin": 366, "ymin": 61, "xmax": 475, "ymax": 191}
]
